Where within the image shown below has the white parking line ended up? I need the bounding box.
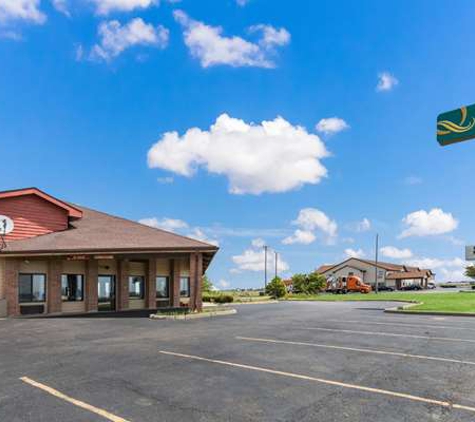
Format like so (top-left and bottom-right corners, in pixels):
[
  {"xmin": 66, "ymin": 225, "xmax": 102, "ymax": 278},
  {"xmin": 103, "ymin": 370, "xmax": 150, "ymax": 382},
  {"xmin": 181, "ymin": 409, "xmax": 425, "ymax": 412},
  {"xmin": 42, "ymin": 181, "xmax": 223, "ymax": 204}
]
[
  {"xmin": 300, "ymin": 327, "xmax": 475, "ymax": 343},
  {"xmin": 236, "ymin": 336, "xmax": 475, "ymax": 366},
  {"xmin": 325, "ymin": 319, "xmax": 475, "ymax": 331},
  {"xmin": 20, "ymin": 377, "xmax": 130, "ymax": 422},
  {"xmin": 159, "ymin": 350, "xmax": 475, "ymax": 414}
]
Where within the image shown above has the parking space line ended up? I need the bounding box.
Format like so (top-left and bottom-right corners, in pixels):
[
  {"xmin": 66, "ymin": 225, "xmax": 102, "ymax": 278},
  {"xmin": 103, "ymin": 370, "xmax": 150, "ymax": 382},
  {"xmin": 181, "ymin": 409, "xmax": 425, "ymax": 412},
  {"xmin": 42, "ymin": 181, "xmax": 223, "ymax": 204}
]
[
  {"xmin": 159, "ymin": 350, "xmax": 475, "ymax": 414},
  {"xmin": 301, "ymin": 327, "xmax": 475, "ymax": 343},
  {"xmin": 325, "ymin": 319, "xmax": 475, "ymax": 331},
  {"xmin": 20, "ymin": 377, "xmax": 131, "ymax": 422},
  {"xmin": 236, "ymin": 336, "xmax": 475, "ymax": 366}
]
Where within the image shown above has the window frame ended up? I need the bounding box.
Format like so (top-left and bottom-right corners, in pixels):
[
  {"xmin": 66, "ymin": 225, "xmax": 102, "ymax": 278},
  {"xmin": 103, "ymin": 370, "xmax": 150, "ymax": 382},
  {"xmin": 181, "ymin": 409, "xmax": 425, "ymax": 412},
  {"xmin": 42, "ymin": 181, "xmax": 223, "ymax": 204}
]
[
  {"xmin": 180, "ymin": 276, "xmax": 191, "ymax": 298},
  {"xmin": 156, "ymin": 275, "xmax": 170, "ymax": 299},
  {"xmin": 18, "ymin": 273, "xmax": 47, "ymax": 303},
  {"xmin": 128, "ymin": 275, "xmax": 145, "ymax": 300},
  {"xmin": 61, "ymin": 274, "xmax": 85, "ymax": 302}
]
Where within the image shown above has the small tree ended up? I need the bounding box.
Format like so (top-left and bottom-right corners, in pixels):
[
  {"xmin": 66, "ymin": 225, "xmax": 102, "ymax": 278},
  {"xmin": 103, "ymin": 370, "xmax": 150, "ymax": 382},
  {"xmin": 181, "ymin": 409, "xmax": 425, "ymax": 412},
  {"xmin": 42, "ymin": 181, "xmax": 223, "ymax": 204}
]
[
  {"xmin": 291, "ymin": 273, "xmax": 308, "ymax": 294},
  {"xmin": 465, "ymin": 266, "xmax": 475, "ymax": 280},
  {"xmin": 265, "ymin": 276, "xmax": 287, "ymax": 298},
  {"xmin": 306, "ymin": 272, "xmax": 327, "ymax": 294},
  {"xmin": 202, "ymin": 275, "xmax": 213, "ymax": 293}
]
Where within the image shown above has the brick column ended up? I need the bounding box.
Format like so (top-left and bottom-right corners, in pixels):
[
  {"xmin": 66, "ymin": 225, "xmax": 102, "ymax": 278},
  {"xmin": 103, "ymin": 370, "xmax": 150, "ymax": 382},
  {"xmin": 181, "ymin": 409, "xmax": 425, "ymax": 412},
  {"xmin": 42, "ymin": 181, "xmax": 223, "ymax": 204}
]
[
  {"xmin": 196, "ymin": 253, "xmax": 203, "ymax": 312},
  {"xmin": 189, "ymin": 253, "xmax": 197, "ymax": 311},
  {"xmin": 146, "ymin": 258, "xmax": 157, "ymax": 309},
  {"xmin": 47, "ymin": 259, "xmax": 63, "ymax": 314},
  {"xmin": 5, "ymin": 259, "xmax": 20, "ymax": 316},
  {"xmin": 117, "ymin": 259, "xmax": 129, "ymax": 311},
  {"xmin": 170, "ymin": 259, "xmax": 181, "ymax": 307},
  {"xmin": 86, "ymin": 259, "xmax": 98, "ymax": 312}
]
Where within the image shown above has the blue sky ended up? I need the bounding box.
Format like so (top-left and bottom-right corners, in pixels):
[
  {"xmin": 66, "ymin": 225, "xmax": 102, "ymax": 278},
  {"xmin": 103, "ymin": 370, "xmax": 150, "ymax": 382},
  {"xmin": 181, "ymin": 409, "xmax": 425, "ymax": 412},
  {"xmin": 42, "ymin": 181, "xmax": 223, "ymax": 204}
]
[{"xmin": 1, "ymin": 0, "xmax": 475, "ymax": 288}]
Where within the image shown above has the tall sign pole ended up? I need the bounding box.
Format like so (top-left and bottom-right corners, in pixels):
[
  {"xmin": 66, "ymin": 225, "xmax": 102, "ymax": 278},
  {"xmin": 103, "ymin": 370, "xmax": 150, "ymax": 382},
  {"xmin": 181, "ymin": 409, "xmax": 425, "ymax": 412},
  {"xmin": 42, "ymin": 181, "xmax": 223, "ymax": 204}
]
[
  {"xmin": 264, "ymin": 245, "xmax": 268, "ymax": 289},
  {"xmin": 374, "ymin": 234, "xmax": 379, "ymax": 294},
  {"xmin": 274, "ymin": 251, "xmax": 278, "ymax": 279}
]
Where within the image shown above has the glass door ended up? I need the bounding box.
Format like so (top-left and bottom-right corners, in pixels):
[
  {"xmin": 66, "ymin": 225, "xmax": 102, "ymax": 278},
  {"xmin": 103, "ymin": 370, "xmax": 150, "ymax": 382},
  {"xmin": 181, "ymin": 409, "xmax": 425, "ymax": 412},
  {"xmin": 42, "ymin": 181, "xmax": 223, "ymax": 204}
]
[{"xmin": 98, "ymin": 275, "xmax": 116, "ymax": 311}]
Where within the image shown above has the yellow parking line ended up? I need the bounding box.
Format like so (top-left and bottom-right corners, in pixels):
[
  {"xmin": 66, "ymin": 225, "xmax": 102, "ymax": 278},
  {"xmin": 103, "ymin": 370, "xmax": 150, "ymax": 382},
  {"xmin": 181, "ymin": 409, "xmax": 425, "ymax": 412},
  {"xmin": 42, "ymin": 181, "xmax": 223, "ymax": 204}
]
[
  {"xmin": 20, "ymin": 377, "xmax": 130, "ymax": 422},
  {"xmin": 301, "ymin": 327, "xmax": 475, "ymax": 343},
  {"xmin": 325, "ymin": 319, "xmax": 475, "ymax": 331},
  {"xmin": 236, "ymin": 336, "xmax": 475, "ymax": 366},
  {"xmin": 159, "ymin": 350, "xmax": 475, "ymax": 414}
]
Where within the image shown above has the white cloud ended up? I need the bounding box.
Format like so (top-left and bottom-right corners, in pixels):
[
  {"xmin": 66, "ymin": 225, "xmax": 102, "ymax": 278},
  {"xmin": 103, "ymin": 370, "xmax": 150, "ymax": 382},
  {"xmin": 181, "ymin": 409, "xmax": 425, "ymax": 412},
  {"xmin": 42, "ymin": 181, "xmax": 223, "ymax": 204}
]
[
  {"xmin": 316, "ymin": 117, "xmax": 349, "ymax": 135},
  {"xmin": 355, "ymin": 218, "xmax": 371, "ymax": 232},
  {"xmin": 232, "ymin": 242, "xmax": 289, "ymax": 273},
  {"xmin": 147, "ymin": 113, "xmax": 329, "ymax": 195},
  {"xmin": 0, "ymin": 0, "xmax": 46, "ymax": 24},
  {"xmin": 399, "ymin": 208, "xmax": 458, "ymax": 238},
  {"xmin": 406, "ymin": 257, "xmax": 464, "ymax": 270},
  {"xmin": 251, "ymin": 238, "xmax": 266, "ymax": 248},
  {"xmin": 187, "ymin": 227, "xmax": 219, "ymax": 246},
  {"xmin": 51, "ymin": 0, "xmax": 70, "ymax": 16},
  {"xmin": 173, "ymin": 10, "xmax": 290, "ymax": 68},
  {"xmin": 380, "ymin": 246, "xmax": 413, "ymax": 259},
  {"xmin": 406, "ymin": 257, "xmax": 468, "ymax": 282},
  {"xmin": 376, "ymin": 71, "xmax": 399, "ymax": 92},
  {"xmin": 236, "ymin": 0, "xmax": 249, "ymax": 6},
  {"xmin": 345, "ymin": 248, "xmax": 365, "ymax": 258},
  {"xmin": 90, "ymin": 0, "xmax": 158, "ymax": 15},
  {"xmin": 282, "ymin": 229, "xmax": 316, "ymax": 245},
  {"xmin": 218, "ymin": 279, "xmax": 230, "ymax": 288},
  {"xmin": 292, "ymin": 208, "xmax": 337, "ymax": 238},
  {"xmin": 404, "ymin": 175, "xmax": 422, "ymax": 185},
  {"xmin": 139, "ymin": 217, "xmax": 188, "ymax": 232},
  {"xmin": 87, "ymin": 18, "xmax": 169, "ymax": 62}
]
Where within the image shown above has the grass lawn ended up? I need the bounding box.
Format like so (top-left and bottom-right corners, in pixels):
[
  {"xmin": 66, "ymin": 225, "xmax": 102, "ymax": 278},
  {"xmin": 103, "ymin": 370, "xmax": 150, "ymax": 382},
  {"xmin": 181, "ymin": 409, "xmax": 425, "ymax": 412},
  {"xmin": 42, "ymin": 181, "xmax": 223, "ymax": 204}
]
[{"xmin": 285, "ymin": 292, "xmax": 475, "ymax": 313}]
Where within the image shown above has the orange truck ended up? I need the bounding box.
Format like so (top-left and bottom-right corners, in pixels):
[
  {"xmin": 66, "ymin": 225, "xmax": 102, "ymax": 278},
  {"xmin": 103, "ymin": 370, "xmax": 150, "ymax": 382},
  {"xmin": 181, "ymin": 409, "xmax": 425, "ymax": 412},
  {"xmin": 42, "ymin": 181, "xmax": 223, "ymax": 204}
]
[{"xmin": 326, "ymin": 275, "xmax": 372, "ymax": 294}]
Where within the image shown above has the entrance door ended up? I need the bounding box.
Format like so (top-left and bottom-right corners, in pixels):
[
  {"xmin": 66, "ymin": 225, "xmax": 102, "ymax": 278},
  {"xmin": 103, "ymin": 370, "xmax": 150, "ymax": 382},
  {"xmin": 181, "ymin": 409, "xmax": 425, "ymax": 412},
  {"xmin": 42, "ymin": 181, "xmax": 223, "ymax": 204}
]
[{"xmin": 98, "ymin": 275, "xmax": 116, "ymax": 311}]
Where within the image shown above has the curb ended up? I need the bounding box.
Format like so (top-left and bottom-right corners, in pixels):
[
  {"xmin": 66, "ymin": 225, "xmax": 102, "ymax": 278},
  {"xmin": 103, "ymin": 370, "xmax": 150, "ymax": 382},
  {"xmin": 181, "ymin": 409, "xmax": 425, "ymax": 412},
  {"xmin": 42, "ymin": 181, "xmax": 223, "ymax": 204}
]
[
  {"xmin": 230, "ymin": 300, "xmax": 279, "ymax": 306},
  {"xmin": 384, "ymin": 302, "xmax": 475, "ymax": 317},
  {"xmin": 150, "ymin": 308, "xmax": 237, "ymax": 320}
]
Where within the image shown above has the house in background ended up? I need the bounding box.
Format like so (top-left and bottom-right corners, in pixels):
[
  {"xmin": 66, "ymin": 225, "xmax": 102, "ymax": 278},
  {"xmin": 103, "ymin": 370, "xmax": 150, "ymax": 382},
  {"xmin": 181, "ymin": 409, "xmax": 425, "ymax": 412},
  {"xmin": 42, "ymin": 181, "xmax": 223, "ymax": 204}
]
[
  {"xmin": 0, "ymin": 188, "xmax": 218, "ymax": 317},
  {"xmin": 316, "ymin": 258, "xmax": 434, "ymax": 290}
]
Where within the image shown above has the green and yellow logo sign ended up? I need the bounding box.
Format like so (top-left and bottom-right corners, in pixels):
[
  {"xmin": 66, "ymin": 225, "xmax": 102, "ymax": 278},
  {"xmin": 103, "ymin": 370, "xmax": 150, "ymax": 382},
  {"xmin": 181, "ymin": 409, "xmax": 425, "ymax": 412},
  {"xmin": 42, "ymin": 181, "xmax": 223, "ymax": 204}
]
[{"xmin": 437, "ymin": 104, "xmax": 475, "ymax": 146}]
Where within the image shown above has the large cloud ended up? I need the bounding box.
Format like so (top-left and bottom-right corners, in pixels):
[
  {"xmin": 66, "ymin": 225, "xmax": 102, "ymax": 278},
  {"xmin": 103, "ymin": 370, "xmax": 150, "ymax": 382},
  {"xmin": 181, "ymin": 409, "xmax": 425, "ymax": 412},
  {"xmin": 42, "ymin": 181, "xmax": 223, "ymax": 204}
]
[
  {"xmin": 380, "ymin": 246, "xmax": 413, "ymax": 259},
  {"xmin": 0, "ymin": 0, "xmax": 46, "ymax": 24},
  {"xmin": 90, "ymin": 0, "xmax": 158, "ymax": 15},
  {"xmin": 406, "ymin": 257, "xmax": 468, "ymax": 282},
  {"xmin": 399, "ymin": 208, "xmax": 458, "ymax": 238},
  {"xmin": 232, "ymin": 241, "xmax": 289, "ymax": 273},
  {"xmin": 147, "ymin": 114, "xmax": 329, "ymax": 195},
  {"xmin": 282, "ymin": 208, "xmax": 337, "ymax": 245},
  {"xmin": 86, "ymin": 18, "xmax": 169, "ymax": 62},
  {"xmin": 173, "ymin": 10, "xmax": 290, "ymax": 68},
  {"xmin": 345, "ymin": 248, "xmax": 365, "ymax": 258}
]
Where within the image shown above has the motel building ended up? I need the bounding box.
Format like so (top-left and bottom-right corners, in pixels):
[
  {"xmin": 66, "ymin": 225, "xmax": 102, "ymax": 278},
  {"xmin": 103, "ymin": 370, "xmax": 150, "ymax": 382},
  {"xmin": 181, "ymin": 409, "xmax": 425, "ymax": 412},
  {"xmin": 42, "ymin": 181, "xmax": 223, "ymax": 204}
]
[
  {"xmin": 316, "ymin": 257, "xmax": 434, "ymax": 290},
  {"xmin": 0, "ymin": 188, "xmax": 218, "ymax": 317}
]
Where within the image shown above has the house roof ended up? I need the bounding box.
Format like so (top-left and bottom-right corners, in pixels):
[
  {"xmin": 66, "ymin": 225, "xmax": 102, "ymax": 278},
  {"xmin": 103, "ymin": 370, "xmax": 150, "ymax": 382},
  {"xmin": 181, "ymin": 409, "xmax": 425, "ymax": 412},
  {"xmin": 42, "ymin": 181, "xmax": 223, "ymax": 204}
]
[
  {"xmin": 316, "ymin": 257, "xmax": 420, "ymax": 274},
  {"xmin": 386, "ymin": 270, "xmax": 431, "ymax": 280},
  {"xmin": 0, "ymin": 187, "xmax": 83, "ymax": 218},
  {"xmin": 1, "ymin": 204, "xmax": 218, "ymax": 255}
]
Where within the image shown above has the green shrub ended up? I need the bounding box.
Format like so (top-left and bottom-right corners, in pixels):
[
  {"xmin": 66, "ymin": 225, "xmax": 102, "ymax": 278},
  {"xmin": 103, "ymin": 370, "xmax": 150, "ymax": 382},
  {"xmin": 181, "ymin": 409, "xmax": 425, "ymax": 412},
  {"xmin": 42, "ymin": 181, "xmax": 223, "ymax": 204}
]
[
  {"xmin": 265, "ymin": 277, "xmax": 287, "ymax": 298},
  {"xmin": 213, "ymin": 294, "xmax": 234, "ymax": 304},
  {"xmin": 202, "ymin": 293, "xmax": 214, "ymax": 302},
  {"xmin": 291, "ymin": 272, "xmax": 326, "ymax": 294}
]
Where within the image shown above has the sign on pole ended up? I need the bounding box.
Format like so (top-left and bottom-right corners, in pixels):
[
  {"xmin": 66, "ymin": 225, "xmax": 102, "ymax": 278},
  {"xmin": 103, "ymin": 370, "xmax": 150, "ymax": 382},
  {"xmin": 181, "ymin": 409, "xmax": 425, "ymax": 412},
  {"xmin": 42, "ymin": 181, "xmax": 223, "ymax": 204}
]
[
  {"xmin": 465, "ymin": 245, "xmax": 475, "ymax": 261},
  {"xmin": 437, "ymin": 104, "xmax": 475, "ymax": 146}
]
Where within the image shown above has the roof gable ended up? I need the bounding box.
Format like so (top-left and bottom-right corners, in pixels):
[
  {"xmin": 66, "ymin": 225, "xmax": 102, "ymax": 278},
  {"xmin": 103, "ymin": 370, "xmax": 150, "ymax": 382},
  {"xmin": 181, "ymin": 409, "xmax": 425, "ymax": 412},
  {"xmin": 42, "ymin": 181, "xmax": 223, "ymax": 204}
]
[{"xmin": 0, "ymin": 188, "xmax": 82, "ymax": 219}]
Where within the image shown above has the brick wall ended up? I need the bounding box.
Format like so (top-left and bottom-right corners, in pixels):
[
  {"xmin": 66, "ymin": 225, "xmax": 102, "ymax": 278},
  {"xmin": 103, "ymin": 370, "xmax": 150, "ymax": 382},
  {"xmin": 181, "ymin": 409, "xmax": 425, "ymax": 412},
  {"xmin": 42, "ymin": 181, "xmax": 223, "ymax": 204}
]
[
  {"xmin": 5, "ymin": 259, "xmax": 20, "ymax": 316},
  {"xmin": 47, "ymin": 260, "xmax": 62, "ymax": 314}
]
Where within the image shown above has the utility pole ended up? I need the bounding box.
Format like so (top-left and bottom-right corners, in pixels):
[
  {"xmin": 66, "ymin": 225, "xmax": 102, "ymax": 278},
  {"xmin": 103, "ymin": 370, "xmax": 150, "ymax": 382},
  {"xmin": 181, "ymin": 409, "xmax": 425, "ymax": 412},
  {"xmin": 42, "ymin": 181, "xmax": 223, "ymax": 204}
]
[
  {"xmin": 264, "ymin": 245, "xmax": 268, "ymax": 289},
  {"xmin": 374, "ymin": 234, "xmax": 379, "ymax": 294},
  {"xmin": 274, "ymin": 251, "xmax": 278, "ymax": 279}
]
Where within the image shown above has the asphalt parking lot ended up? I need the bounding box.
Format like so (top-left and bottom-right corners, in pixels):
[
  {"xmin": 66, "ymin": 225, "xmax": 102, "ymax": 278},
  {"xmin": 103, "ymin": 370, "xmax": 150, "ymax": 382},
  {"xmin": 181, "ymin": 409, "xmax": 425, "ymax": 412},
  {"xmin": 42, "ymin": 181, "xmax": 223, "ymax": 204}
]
[{"xmin": 1, "ymin": 301, "xmax": 475, "ymax": 422}]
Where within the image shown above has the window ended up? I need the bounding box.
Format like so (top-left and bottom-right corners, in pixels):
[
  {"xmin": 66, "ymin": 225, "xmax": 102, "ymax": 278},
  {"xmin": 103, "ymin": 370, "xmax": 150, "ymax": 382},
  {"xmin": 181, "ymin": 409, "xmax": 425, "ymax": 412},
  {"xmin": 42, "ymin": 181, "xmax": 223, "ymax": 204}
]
[
  {"xmin": 156, "ymin": 276, "xmax": 169, "ymax": 299},
  {"xmin": 129, "ymin": 276, "xmax": 145, "ymax": 299},
  {"xmin": 180, "ymin": 277, "xmax": 190, "ymax": 297},
  {"xmin": 19, "ymin": 274, "xmax": 46, "ymax": 303},
  {"xmin": 61, "ymin": 274, "xmax": 84, "ymax": 302}
]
